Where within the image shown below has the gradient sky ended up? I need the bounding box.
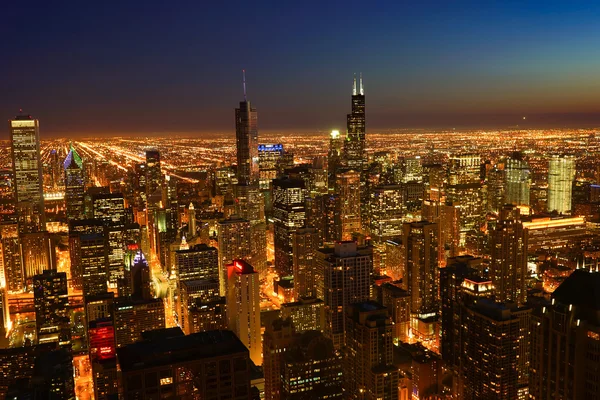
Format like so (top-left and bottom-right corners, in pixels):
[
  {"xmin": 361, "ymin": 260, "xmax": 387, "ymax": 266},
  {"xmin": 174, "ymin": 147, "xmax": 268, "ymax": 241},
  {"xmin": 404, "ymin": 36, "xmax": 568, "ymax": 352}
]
[{"xmin": 3, "ymin": 0, "xmax": 600, "ymax": 137}]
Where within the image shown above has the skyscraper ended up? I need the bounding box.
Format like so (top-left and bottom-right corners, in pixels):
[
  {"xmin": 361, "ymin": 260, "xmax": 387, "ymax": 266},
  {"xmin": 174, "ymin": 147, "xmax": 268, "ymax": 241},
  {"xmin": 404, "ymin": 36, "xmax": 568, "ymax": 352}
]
[
  {"xmin": 226, "ymin": 259, "xmax": 262, "ymax": 366},
  {"xmin": 530, "ymin": 270, "xmax": 600, "ymax": 399},
  {"xmin": 343, "ymin": 74, "xmax": 366, "ymax": 171},
  {"xmin": 327, "ymin": 130, "xmax": 343, "ymax": 192},
  {"xmin": 336, "ymin": 170, "xmax": 362, "ymax": 240},
  {"xmin": 490, "ymin": 205, "xmax": 528, "ymax": 306},
  {"xmin": 217, "ymin": 216, "xmax": 251, "ymax": 295},
  {"xmin": 33, "ymin": 270, "xmax": 70, "ymax": 346},
  {"xmin": 273, "ymin": 177, "xmax": 307, "ymax": 277},
  {"xmin": 64, "ymin": 144, "xmax": 85, "ymax": 220},
  {"xmin": 9, "ymin": 113, "xmax": 45, "ymax": 233},
  {"xmin": 235, "ymin": 73, "xmax": 259, "ymax": 187},
  {"xmin": 547, "ymin": 154, "xmax": 575, "ymax": 214},
  {"xmin": 505, "ymin": 152, "xmax": 531, "ymax": 207},
  {"xmin": 145, "ymin": 149, "xmax": 162, "ymax": 198},
  {"xmin": 292, "ymin": 227, "xmax": 320, "ymax": 299},
  {"xmin": 403, "ymin": 221, "xmax": 439, "ymax": 317},
  {"xmin": 316, "ymin": 241, "xmax": 373, "ymax": 348},
  {"xmin": 345, "ymin": 301, "xmax": 398, "ymax": 400}
]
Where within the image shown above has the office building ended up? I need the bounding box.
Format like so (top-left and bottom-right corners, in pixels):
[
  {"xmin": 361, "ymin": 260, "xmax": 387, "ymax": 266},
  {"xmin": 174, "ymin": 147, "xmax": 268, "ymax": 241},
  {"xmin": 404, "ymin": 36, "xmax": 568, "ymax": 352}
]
[
  {"xmin": 530, "ymin": 270, "xmax": 600, "ymax": 399},
  {"xmin": 370, "ymin": 185, "xmax": 405, "ymax": 244},
  {"xmin": 145, "ymin": 150, "xmax": 162, "ymax": 198},
  {"xmin": 117, "ymin": 329, "xmax": 252, "ymax": 399},
  {"xmin": 345, "ymin": 301, "xmax": 398, "ymax": 400},
  {"xmin": 280, "ymin": 296, "xmax": 325, "ymax": 333},
  {"xmin": 33, "ymin": 270, "xmax": 70, "ymax": 346},
  {"xmin": 490, "ymin": 205, "xmax": 528, "ymax": 305},
  {"xmin": 273, "ymin": 177, "xmax": 307, "ymax": 277},
  {"xmin": 505, "ymin": 152, "xmax": 531, "ymax": 207},
  {"xmin": 114, "ymin": 297, "xmax": 165, "ymax": 347},
  {"xmin": 258, "ymin": 143, "xmax": 284, "ymax": 190},
  {"xmin": 547, "ymin": 155, "xmax": 576, "ymax": 214},
  {"xmin": 9, "ymin": 113, "xmax": 45, "ymax": 233},
  {"xmin": 64, "ymin": 144, "xmax": 85, "ymax": 220},
  {"xmin": 179, "ymin": 278, "xmax": 226, "ymax": 334},
  {"xmin": 21, "ymin": 231, "xmax": 55, "ymax": 283},
  {"xmin": 379, "ymin": 282, "xmax": 411, "ymax": 343},
  {"xmin": 226, "ymin": 260, "xmax": 262, "ymax": 366},
  {"xmin": 315, "ymin": 241, "xmax": 373, "ymax": 348},
  {"xmin": 336, "ymin": 170, "xmax": 362, "ymax": 240},
  {"xmin": 1, "ymin": 222, "xmax": 23, "ymax": 292},
  {"xmin": 343, "ymin": 74, "xmax": 366, "ymax": 171},
  {"xmin": 292, "ymin": 227, "xmax": 319, "ymax": 299},
  {"xmin": 80, "ymin": 233, "xmax": 108, "ymax": 297},
  {"xmin": 403, "ymin": 221, "xmax": 439, "ymax": 317},
  {"xmin": 217, "ymin": 216, "xmax": 251, "ymax": 295}
]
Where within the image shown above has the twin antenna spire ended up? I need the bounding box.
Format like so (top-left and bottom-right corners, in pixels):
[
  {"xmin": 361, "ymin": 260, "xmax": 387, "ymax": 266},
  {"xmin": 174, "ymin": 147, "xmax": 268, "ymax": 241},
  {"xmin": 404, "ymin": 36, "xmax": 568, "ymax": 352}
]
[
  {"xmin": 352, "ymin": 73, "xmax": 364, "ymax": 96},
  {"xmin": 242, "ymin": 69, "xmax": 247, "ymax": 101}
]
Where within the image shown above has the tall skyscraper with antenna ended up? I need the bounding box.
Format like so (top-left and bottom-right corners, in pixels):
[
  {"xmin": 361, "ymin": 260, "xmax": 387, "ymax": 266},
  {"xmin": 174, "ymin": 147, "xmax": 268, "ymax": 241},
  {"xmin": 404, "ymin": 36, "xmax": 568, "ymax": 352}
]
[
  {"xmin": 9, "ymin": 111, "xmax": 46, "ymax": 233},
  {"xmin": 235, "ymin": 70, "xmax": 259, "ymax": 187},
  {"xmin": 343, "ymin": 73, "xmax": 366, "ymax": 170}
]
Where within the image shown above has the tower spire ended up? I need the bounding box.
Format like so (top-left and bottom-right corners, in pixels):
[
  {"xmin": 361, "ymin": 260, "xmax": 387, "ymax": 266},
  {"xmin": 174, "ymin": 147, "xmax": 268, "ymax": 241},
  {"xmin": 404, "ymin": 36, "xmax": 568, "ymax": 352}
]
[
  {"xmin": 242, "ymin": 69, "xmax": 247, "ymax": 101},
  {"xmin": 352, "ymin": 73, "xmax": 357, "ymax": 96},
  {"xmin": 359, "ymin": 72, "xmax": 364, "ymax": 95}
]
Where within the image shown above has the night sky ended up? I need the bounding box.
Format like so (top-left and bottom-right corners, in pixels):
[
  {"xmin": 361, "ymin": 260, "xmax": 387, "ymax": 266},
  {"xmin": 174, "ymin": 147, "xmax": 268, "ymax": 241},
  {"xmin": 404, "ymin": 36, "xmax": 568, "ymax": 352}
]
[{"xmin": 3, "ymin": 0, "xmax": 600, "ymax": 137}]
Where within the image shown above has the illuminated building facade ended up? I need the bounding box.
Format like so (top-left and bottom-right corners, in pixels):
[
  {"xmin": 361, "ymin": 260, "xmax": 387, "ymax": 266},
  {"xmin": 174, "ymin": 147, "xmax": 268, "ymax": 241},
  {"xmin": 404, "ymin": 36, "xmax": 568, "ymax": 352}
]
[
  {"xmin": 505, "ymin": 152, "xmax": 531, "ymax": 207},
  {"xmin": 1, "ymin": 223, "xmax": 23, "ymax": 292},
  {"xmin": 80, "ymin": 233, "xmax": 108, "ymax": 297},
  {"xmin": 33, "ymin": 270, "xmax": 70, "ymax": 346},
  {"xmin": 180, "ymin": 278, "xmax": 226, "ymax": 335},
  {"xmin": 226, "ymin": 260, "xmax": 262, "ymax": 366},
  {"xmin": 547, "ymin": 155, "xmax": 575, "ymax": 214},
  {"xmin": 327, "ymin": 130, "xmax": 343, "ymax": 192},
  {"xmin": 258, "ymin": 143, "xmax": 284, "ymax": 190},
  {"xmin": 292, "ymin": 227, "xmax": 320, "ymax": 298},
  {"xmin": 379, "ymin": 282, "xmax": 411, "ymax": 343},
  {"xmin": 403, "ymin": 221, "xmax": 439, "ymax": 317},
  {"xmin": 9, "ymin": 114, "xmax": 45, "ymax": 233},
  {"xmin": 217, "ymin": 216, "xmax": 251, "ymax": 295},
  {"xmin": 64, "ymin": 144, "xmax": 85, "ymax": 220},
  {"xmin": 273, "ymin": 177, "xmax": 307, "ymax": 277},
  {"xmin": 113, "ymin": 297, "xmax": 165, "ymax": 347},
  {"xmin": 280, "ymin": 296, "xmax": 325, "ymax": 333},
  {"xmin": 344, "ymin": 301, "xmax": 398, "ymax": 400},
  {"xmin": 522, "ymin": 215, "xmax": 587, "ymax": 253},
  {"xmin": 335, "ymin": 170, "xmax": 361, "ymax": 241},
  {"xmin": 21, "ymin": 231, "xmax": 55, "ymax": 283},
  {"xmin": 145, "ymin": 149, "xmax": 162, "ymax": 198},
  {"xmin": 316, "ymin": 241, "xmax": 373, "ymax": 348},
  {"xmin": 490, "ymin": 205, "xmax": 528, "ymax": 305},
  {"xmin": 370, "ymin": 185, "xmax": 405, "ymax": 244}
]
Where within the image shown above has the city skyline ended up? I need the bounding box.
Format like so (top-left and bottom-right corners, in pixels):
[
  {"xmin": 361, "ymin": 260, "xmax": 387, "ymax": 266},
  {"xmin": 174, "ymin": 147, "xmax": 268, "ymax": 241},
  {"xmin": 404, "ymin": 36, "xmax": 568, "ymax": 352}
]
[{"xmin": 4, "ymin": 2, "xmax": 600, "ymax": 136}]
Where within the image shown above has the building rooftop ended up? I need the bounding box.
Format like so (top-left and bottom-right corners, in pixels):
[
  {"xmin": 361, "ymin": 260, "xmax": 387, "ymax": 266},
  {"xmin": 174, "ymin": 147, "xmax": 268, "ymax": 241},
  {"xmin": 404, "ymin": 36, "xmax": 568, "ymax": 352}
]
[
  {"xmin": 118, "ymin": 330, "xmax": 247, "ymax": 372},
  {"xmin": 552, "ymin": 269, "xmax": 600, "ymax": 311}
]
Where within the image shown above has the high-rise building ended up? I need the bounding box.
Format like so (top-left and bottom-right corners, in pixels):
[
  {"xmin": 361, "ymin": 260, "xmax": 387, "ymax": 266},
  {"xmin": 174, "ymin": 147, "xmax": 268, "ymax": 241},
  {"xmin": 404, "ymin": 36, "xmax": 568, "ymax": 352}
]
[
  {"xmin": 9, "ymin": 113, "xmax": 45, "ymax": 233},
  {"xmin": 343, "ymin": 74, "xmax": 366, "ymax": 172},
  {"xmin": 505, "ymin": 152, "xmax": 531, "ymax": 207},
  {"xmin": 180, "ymin": 278, "xmax": 226, "ymax": 335},
  {"xmin": 547, "ymin": 155, "xmax": 576, "ymax": 214},
  {"xmin": 264, "ymin": 318, "xmax": 295, "ymax": 400},
  {"xmin": 235, "ymin": 79, "xmax": 259, "ymax": 186},
  {"xmin": 490, "ymin": 205, "xmax": 528, "ymax": 305},
  {"xmin": 117, "ymin": 329, "xmax": 252, "ymax": 399},
  {"xmin": 226, "ymin": 260, "xmax": 262, "ymax": 366},
  {"xmin": 370, "ymin": 185, "xmax": 405, "ymax": 244},
  {"xmin": 460, "ymin": 298, "xmax": 530, "ymax": 400},
  {"xmin": 21, "ymin": 231, "xmax": 55, "ymax": 283},
  {"xmin": 379, "ymin": 282, "xmax": 411, "ymax": 343},
  {"xmin": 327, "ymin": 130, "xmax": 344, "ymax": 192},
  {"xmin": 403, "ymin": 221, "xmax": 439, "ymax": 317},
  {"xmin": 1, "ymin": 222, "xmax": 23, "ymax": 292},
  {"xmin": 258, "ymin": 143, "xmax": 284, "ymax": 190},
  {"xmin": 121, "ymin": 247, "xmax": 151, "ymax": 300},
  {"xmin": 273, "ymin": 177, "xmax": 307, "ymax": 277},
  {"xmin": 336, "ymin": 170, "xmax": 362, "ymax": 240},
  {"xmin": 174, "ymin": 243, "xmax": 219, "ymax": 283},
  {"xmin": 280, "ymin": 296, "xmax": 325, "ymax": 333},
  {"xmin": 113, "ymin": 297, "xmax": 165, "ymax": 347},
  {"xmin": 64, "ymin": 144, "xmax": 85, "ymax": 220},
  {"xmin": 33, "ymin": 270, "xmax": 70, "ymax": 346},
  {"xmin": 145, "ymin": 150, "xmax": 162, "ymax": 198},
  {"xmin": 316, "ymin": 241, "xmax": 373, "ymax": 348},
  {"xmin": 530, "ymin": 270, "xmax": 600, "ymax": 399},
  {"xmin": 345, "ymin": 301, "xmax": 399, "ymax": 400},
  {"xmin": 217, "ymin": 216, "xmax": 251, "ymax": 295},
  {"xmin": 292, "ymin": 227, "xmax": 319, "ymax": 299},
  {"xmin": 80, "ymin": 233, "xmax": 108, "ymax": 297}
]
